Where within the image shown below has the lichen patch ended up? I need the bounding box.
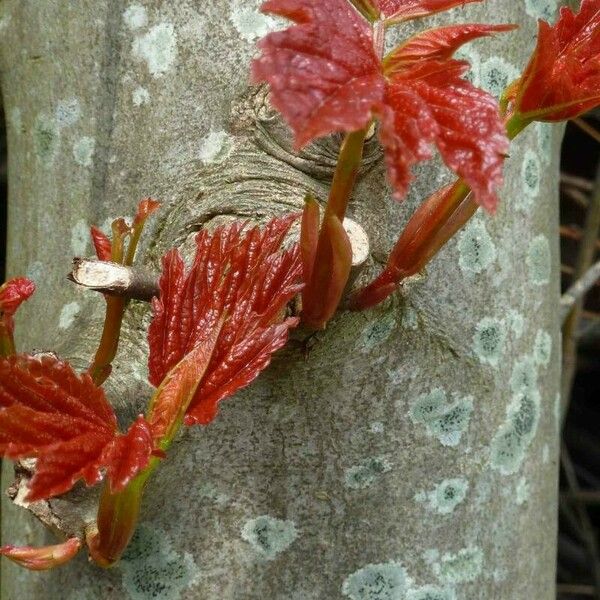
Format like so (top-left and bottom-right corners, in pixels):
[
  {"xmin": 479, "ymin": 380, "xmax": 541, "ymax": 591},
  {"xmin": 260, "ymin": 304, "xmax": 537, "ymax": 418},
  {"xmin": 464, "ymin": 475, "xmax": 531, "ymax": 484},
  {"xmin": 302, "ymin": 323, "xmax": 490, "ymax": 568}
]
[
  {"xmin": 342, "ymin": 562, "xmax": 408, "ymax": 600},
  {"xmin": 133, "ymin": 22, "xmax": 178, "ymax": 77},
  {"xmin": 345, "ymin": 456, "xmax": 393, "ymax": 490},
  {"xmin": 241, "ymin": 515, "xmax": 298, "ymax": 560}
]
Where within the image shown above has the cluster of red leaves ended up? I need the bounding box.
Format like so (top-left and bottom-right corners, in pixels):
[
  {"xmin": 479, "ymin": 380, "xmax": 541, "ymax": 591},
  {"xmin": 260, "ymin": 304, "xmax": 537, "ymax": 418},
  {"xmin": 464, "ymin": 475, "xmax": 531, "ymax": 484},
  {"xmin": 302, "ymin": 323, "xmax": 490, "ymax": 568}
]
[
  {"xmin": 508, "ymin": 0, "xmax": 600, "ymax": 123},
  {"xmin": 148, "ymin": 215, "xmax": 304, "ymax": 428},
  {"xmin": 252, "ymin": 0, "xmax": 512, "ymax": 212},
  {"xmin": 0, "ymin": 354, "xmax": 155, "ymax": 501}
]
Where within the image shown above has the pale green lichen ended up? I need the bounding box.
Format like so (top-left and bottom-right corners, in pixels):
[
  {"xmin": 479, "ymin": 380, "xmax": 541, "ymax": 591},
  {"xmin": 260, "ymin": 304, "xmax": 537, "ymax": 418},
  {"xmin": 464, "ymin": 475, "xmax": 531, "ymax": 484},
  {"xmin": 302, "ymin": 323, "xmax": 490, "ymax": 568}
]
[
  {"xmin": 342, "ymin": 562, "xmax": 408, "ymax": 600},
  {"xmin": 515, "ymin": 477, "xmax": 530, "ymax": 506},
  {"xmin": 527, "ymin": 235, "xmax": 551, "ymax": 286},
  {"xmin": 55, "ymin": 97, "xmax": 81, "ymax": 127},
  {"xmin": 124, "ymin": 4, "xmax": 148, "ymax": 30},
  {"xmin": 401, "ymin": 306, "xmax": 419, "ymax": 331},
  {"xmin": 509, "ymin": 356, "xmax": 538, "ymax": 395},
  {"xmin": 59, "ymin": 302, "xmax": 81, "ymax": 329},
  {"xmin": 472, "ymin": 317, "xmax": 507, "ymax": 366},
  {"xmin": 241, "ymin": 515, "xmax": 298, "ymax": 560},
  {"xmin": 434, "ymin": 547, "xmax": 484, "ymax": 584},
  {"xmin": 519, "ymin": 149, "xmax": 541, "ymax": 211},
  {"xmin": 407, "ymin": 586, "xmax": 456, "ymax": 600},
  {"xmin": 230, "ymin": 0, "xmax": 278, "ymax": 43},
  {"xmin": 457, "ymin": 220, "xmax": 497, "ymax": 275},
  {"xmin": 415, "ymin": 478, "xmax": 469, "ymax": 515},
  {"xmin": 345, "ymin": 456, "xmax": 393, "ymax": 489},
  {"xmin": 198, "ymin": 130, "xmax": 234, "ymax": 164},
  {"xmin": 409, "ymin": 389, "xmax": 474, "ymax": 447},
  {"xmin": 490, "ymin": 389, "xmax": 541, "ymax": 475},
  {"xmin": 73, "ymin": 136, "xmax": 96, "ymax": 167},
  {"xmin": 507, "ymin": 309, "xmax": 525, "ymax": 339},
  {"xmin": 454, "ymin": 46, "xmax": 480, "ymax": 86},
  {"xmin": 132, "ymin": 86, "xmax": 151, "ymax": 106},
  {"xmin": 120, "ymin": 524, "xmax": 197, "ymax": 600},
  {"xmin": 133, "ymin": 22, "xmax": 178, "ymax": 77},
  {"xmin": 360, "ymin": 312, "xmax": 396, "ymax": 352},
  {"xmin": 370, "ymin": 421, "xmax": 385, "ymax": 434},
  {"xmin": 33, "ymin": 114, "xmax": 59, "ymax": 163},
  {"xmin": 533, "ymin": 329, "xmax": 552, "ymax": 367},
  {"xmin": 525, "ymin": 0, "xmax": 557, "ymax": 21},
  {"xmin": 480, "ymin": 57, "xmax": 519, "ymax": 98},
  {"xmin": 536, "ymin": 123, "xmax": 553, "ymax": 164}
]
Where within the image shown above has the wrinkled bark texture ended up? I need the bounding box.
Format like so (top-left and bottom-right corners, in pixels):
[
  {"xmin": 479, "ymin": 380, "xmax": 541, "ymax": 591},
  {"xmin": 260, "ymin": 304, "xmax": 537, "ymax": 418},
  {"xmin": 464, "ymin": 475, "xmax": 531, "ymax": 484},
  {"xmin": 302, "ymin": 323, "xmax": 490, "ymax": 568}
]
[{"xmin": 1, "ymin": 1, "xmax": 561, "ymax": 599}]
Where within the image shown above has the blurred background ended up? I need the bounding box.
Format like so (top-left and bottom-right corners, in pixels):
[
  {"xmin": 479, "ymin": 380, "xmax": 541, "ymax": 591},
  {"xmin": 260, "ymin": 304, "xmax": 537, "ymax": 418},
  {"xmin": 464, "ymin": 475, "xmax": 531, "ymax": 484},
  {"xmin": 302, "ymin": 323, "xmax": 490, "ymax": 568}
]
[{"xmin": 0, "ymin": 108, "xmax": 599, "ymax": 598}]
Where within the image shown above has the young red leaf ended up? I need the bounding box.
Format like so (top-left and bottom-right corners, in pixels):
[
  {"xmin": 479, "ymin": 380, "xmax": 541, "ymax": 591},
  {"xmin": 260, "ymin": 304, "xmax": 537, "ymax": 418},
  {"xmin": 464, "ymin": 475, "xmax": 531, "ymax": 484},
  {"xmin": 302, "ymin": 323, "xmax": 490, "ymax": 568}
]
[
  {"xmin": 252, "ymin": 0, "xmax": 384, "ymax": 150},
  {"xmin": 301, "ymin": 215, "xmax": 353, "ymax": 330},
  {"xmin": 0, "ymin": 354, "xmax": 155, "ymax": 501},
  {"xmin": 0, "ymin": 278, "xmax": 36, "ymax": 317},
  {"xmin": 254, "ymin": 0, "xmax": 511, "ymax": 211},
  {"xmin": 90, "ymin": 227, "xmax": 112, "ymax": 262},
  {"xmin": 148, "ymin": 216, "xmax": 303, "ymax": 426},
  {"xmin": 384, "ymin": 24, "xmax": 516, "ymax": 72},
  {"xmin": 380, "ymin": 60, "xmax": 508, "ymax": 212},
  {"xmin": 147, "ymin": 322, "xmax": 223, "ymax": 442},
  {"xmin": 0, "ymin": 538, "xmax": 81, "ymax": 571},
  {"xmin": 133, "ymin": 198, "xmax": 161, "ymax": 228},
  {"xmin": 509, "ymin": 0, "xmax": 600, "ymax": 123},
  {"xmin": 375, "ymin": 0, "xmax": 483, "ymax": 22},
  {"xmin": 0, "ymin": 278, "xmax": 36, "ymax": 357}
]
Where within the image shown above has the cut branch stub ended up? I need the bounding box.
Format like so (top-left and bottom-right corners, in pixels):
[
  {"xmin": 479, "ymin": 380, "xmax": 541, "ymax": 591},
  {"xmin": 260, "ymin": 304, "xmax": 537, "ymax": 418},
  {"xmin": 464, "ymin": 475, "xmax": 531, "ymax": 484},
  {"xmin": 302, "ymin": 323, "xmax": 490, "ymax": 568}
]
[{"xmin": 68, "ymin": 259, "xmax": 159, "ymax": 301}]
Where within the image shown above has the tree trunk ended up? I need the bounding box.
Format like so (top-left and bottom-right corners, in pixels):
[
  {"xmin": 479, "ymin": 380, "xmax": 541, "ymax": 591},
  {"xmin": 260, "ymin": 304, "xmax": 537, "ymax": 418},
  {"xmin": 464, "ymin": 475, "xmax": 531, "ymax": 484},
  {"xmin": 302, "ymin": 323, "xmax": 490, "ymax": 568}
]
[{"xmin": 0, "ymin": 1, "xmax": 561, "ymax": 598}]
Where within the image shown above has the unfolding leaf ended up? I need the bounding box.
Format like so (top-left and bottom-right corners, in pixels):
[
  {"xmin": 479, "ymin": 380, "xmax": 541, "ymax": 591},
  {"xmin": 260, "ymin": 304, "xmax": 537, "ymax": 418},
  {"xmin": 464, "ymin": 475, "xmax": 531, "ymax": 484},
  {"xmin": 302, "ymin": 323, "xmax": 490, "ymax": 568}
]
[
  {"xmin": 148, "ymin": 216, "xmax": 303, "ymax": 426},
  {"xmin": 374, "ymin": 0, "xmax": 483, "ymax": 22},
  {"xmin": 0, "ymin": 538, "xmax": 81, "ymax": 571},
  {"xmin": 90, "ymin": 227, "xmax": 112, "ymax": 262},
  {"xmin": 254, "ymin": 0, "xmax": 510, "ymax": 211},
  {"xmin": 380, "ymin": 60, "xmax": 508, "ymax": 212},
  {"xmin": 253, "ymin": 0, "xmax": 384, "ymax": 150},
  {"xmin": 509, "ymin": 0, "xmax": 600, "ymax": 122},
  {"xmin": 301, "ymin": 215, "xmax": 353, "ymax": 330},
  {"xmin": 0, "ymin": 354, "xmax": 154, "ymax": 501},
  {"xmin": 0, "ymin": 278, "xmax": 36, "ymax": 317},
  {"xmin": 133, "ymin": 198, "xmax": 161, "ymax": 228},
  {"xmin": 384, "ymin": 24, "xmax": 516, "ymax": 72}
]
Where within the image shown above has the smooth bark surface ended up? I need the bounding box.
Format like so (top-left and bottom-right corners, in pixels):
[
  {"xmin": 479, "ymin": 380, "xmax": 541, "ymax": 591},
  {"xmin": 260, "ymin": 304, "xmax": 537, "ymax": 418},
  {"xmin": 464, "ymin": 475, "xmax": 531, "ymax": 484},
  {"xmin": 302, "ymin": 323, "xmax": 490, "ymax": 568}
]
[{"xmin": 1, "ymin": 1, "xmax": 561, "ymax": 598}]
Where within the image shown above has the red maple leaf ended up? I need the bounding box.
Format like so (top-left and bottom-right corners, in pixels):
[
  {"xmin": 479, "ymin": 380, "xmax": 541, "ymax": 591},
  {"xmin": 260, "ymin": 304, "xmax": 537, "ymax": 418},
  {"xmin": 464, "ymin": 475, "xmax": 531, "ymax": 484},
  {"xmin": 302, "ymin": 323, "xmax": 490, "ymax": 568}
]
[
  {"xmin": 0, "ymin": 354, "xmax": 155, "ymax": 501},
  {"xmin": 508, "ymin": 0, "xmax": 600, "ymax": 123},
  {"xmin": 148, "ymin": 216, "xmax": 303, "ymax": 427},
  {"xmin": 253, "ymin": 0, "xmax": 511, "ymax": 211},
  {"xmin": 0, "ymin": 278, "xmax": 35, "ymax": 321}
]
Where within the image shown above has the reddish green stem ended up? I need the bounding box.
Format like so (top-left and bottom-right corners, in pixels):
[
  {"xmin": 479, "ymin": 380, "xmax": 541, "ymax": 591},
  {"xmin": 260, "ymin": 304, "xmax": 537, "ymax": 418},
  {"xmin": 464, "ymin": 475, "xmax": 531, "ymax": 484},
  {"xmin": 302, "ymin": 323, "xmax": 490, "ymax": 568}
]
[{"xmin": 0, "ymin": 320, "xmax": 16, "ymax": 358}]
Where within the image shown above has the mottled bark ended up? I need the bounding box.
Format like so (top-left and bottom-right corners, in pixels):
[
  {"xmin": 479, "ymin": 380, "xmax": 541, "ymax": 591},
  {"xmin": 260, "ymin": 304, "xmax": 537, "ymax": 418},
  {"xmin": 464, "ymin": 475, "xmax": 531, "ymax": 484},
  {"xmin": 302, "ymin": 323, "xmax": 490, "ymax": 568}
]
[{"xmin": 1, "ymin": 1, "xmax": 561, "ymax": 599}]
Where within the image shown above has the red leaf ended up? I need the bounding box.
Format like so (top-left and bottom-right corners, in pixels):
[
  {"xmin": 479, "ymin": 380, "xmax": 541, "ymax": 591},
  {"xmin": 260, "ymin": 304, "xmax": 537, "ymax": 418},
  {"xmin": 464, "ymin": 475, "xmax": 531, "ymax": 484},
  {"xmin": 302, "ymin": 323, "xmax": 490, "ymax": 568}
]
[
  {"xmin": 379, "ymin": 60, "xmax": 508, "ymax": 212},
  {"xmin": 1, "ymin": 538, "xmax": 80, "ymax": 571},
  {"xmin": 147, "ymin": 323, "xmax": 223, "ymax": 441},
  {"xmin": 252, "ymin": 0, "xmax": 384, "ymax": 149},
  {"xmin": 133, "ymin": 198, "xmax": 161, "ymax": 228},
  {"xmin": 90, "ymin": 227, "xmax": 112, "ymax": 262},
  {"xmin": 254, "ymin": 0, "xmax": 510, "ymax": 210},
  {"xmin": 375, "ymin": 0, "xmax": 482, "ymax": 22},
  {"xmin": 100, "ymin": 416, "xmax": 155, "ymax": 493},
  {"xmin": 148, "ymin": 216, "xmax": 304, "ymax": 426},
  {"xmin": 0, "ymin": 354, "xmax": 154, "ymax": 501},
  {"xmin": 384, "ymin": 24, "xmax": 516, "ymax": 72},
  {"xmin": 511, "ymin": 0, "xmax": 600, "ymax": 122},
  {"xmin": 0, "ymin": 278, "xmax": 36, "ymax": 317}
]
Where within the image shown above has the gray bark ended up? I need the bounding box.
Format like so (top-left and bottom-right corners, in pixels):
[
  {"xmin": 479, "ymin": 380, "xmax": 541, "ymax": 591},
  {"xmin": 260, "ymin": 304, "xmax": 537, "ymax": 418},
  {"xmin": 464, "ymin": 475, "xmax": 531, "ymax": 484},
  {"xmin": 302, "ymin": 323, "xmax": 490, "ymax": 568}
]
[{"xmin": 0, "ymin": 1, "xmax": 562, "ymax": 599}]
